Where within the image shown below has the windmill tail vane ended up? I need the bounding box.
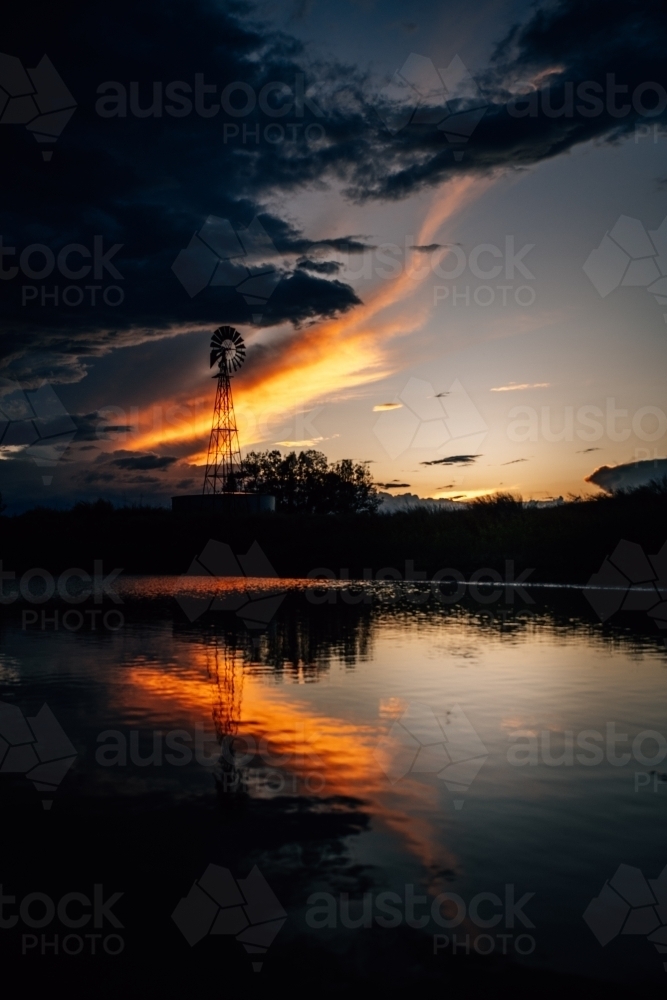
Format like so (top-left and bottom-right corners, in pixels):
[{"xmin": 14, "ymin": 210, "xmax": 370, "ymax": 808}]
[{"xmin": 203, "ymin": 326, "xmax": 246, "ymax": 495}]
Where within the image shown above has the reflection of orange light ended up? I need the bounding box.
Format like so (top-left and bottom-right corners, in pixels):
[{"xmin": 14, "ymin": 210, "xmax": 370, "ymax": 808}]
[
  {"xmin": 126, "ymin": 175, "xmax": 490, "ymax": 459},
  {"xmin": 119, "ymin": 642, "xmax": 458, "ymax": 886}
]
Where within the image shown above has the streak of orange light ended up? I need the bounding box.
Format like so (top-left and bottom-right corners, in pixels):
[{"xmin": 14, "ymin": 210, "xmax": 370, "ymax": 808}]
[
  {"xmin": 127, "ymin": 175, "xmax": 491, "ymax": 457},
  {"xmin": 118, "ymin": 644, "xmax": 459, "ymax": 886}
]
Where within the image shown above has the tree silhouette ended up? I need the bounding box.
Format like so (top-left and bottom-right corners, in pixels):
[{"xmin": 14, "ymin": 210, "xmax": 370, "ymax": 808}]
[{"xmin": 240, "ymin": 450, "xmax": 379, "ymax": 514}]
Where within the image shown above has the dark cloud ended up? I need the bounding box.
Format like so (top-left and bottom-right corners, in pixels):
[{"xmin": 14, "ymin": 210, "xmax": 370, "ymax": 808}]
[
  {"xmin": 81, "ymin": 471, "xmax": 115, "ymax": 484},
  {"xmin": 70, "ymin": 412, "xmax": 132, "ymax": 441},
  {"xmin": 259, "ymin": 271, "xmax": 359, "ymax": 325},
  {"xmin": 353, "ymin": 0, "xmax": 667, "ymax": 200},
  {"xmin": 297, "ymin": 259, "xmax": 344, "ymax": 275},
  {"xmin": 0, "ymin": 1, "xmax": 367, "ymax": 383},
  {"xmin": 421, "ymin": 454, "xmax": 481, "ymax": 466},
  {"xmin": 295, "ymin": 237, "xmax": 371, "ymax": 254},
  {"xmin": 577, "ymin": 447, "xmax": 601, "ymax": 453},
  {"xmin": 375, "ymin": 481, "xmax": 411, "ymax": 488},
  {"xmin": 501, "ymin": 458, "xmax": 528, "ymax": 465},
  {"xmin": 585, "ymin": 459, "xmax": 667, "ymax": 493},
  {"xmin": 2, "ymin": 0, "xmax": 664, "ymax": 387},
  {"xmin": 0, "ymin": 437, "xmax": 196, "ymax": 511},
  {"xmin": 111, "ymin": 453, "xmax": 178, "ymax": 471},
  {"xmin": 408, "ymin": 243, "xmax": 456, "ymax": 252}
]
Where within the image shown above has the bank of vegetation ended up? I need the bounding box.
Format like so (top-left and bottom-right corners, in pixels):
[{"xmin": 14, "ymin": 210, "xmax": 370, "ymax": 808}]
[{"xmin": 1, "ymin": 479, "xmax": 665, "ymax": 582}]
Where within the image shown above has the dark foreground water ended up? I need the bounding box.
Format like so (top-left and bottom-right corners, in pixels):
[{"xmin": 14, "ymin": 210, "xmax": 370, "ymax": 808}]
[{"xmin": 1, "ymin": 577, "xmax": 666, "ymax": 998}]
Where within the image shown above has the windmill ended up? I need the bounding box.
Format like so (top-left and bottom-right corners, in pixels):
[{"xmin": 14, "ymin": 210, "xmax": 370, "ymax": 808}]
[{"xmin": 202, "ymin": 326, "xmax": 246, "ymax": 495}]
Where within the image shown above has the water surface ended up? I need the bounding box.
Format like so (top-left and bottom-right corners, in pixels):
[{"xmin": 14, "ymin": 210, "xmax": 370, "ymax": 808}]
[{"xmin": 1, "ymin": 579, "xmax": 666, "ymax": 996}]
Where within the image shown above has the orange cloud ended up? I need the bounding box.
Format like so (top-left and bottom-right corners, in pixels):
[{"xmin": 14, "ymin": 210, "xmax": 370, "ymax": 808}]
[
  {"xmin": 126, "ymin": 174, "xmax": 492, "ymax": 460},
  {"xmin": 490, "ymin": 382, "xmax": 550, "ymax": 392}
]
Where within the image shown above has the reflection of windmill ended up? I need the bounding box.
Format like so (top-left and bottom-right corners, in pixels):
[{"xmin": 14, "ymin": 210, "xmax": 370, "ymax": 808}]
[
  {"xmin": 203, "ymin": 326, "xmax": 246, "ymax": 495},
  {"xmin": 206, "ymin": 639, "xmax": 245, "ymax": 795}
]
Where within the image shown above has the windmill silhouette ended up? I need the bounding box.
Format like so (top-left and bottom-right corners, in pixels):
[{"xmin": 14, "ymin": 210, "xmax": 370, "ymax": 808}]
[
  {"xmin": 203, "ymin": 326, "xmax": 246, "ymax": 494},
  {"xmin": 172, "ymin": 324, "xmax": 275, "ymax": 512}
]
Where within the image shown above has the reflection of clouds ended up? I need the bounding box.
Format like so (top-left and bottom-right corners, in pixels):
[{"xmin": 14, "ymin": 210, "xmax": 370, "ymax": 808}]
[
  {"xmin": 500, "ymin": 716, "xmax": 564, "ymax": 735},
  {"xmin": 379, "ymin": 696, "xmax": 408, "ymax": 719},
  {"xmin": 120, "ymin": 642, "xmax": 460, "ymax": 892}
]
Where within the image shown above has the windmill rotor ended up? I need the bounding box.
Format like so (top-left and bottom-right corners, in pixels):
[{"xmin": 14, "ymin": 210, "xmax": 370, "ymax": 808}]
[{"xmin": 210, "ymin": 325, "xmax": 246, "ymax": 374}]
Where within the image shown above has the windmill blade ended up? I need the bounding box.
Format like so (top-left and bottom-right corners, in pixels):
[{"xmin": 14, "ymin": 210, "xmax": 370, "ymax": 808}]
[{"xmin": 231, "ymin": 344, "xmax": 246, "ymax": 370}]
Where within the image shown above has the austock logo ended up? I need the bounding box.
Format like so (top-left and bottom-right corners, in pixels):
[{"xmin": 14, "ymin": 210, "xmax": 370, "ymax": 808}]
[
  {"xmin": 375, "ymin": 53, "xmax": 487, "ymax": 159},
  {"xmin": 171, "ymin": 214, "xmax": 281, "ymax": 318},
  {"xmin": 172, "ymin": 864, "xmax": 286, "ymax": 972},
  {"xmin": 306, "ymin": 882, "xmax": 536, "ymax": 957},
  {"xmin": 175, "ymin": 539, "xmax": 286, "ymax": 628},
  {"xmin": 374, "ymin": 702, "xmax": 488, "ymax": 809},
  {"xmin": 0, "ymin": 53, "xmax": 76, "ymax": 160},
  {"xmin": 0, "ymin": 377, "xmax": 76, "ymax": 483},
  {"xmin": 583, "ymin": 215, "xmax": 667, "ymax": 322},
  {"xmin": 373, "ymin": 377, "xmax": 487, "ymax": 461},
  {"xmin": 0, "ymin": 700, "xmax": 77, "ymax": 809},
  {"xmin": 0, "ymin": 235, "xmax": 125, "ymax": 309},
  {"xmin": 584, "ymin": 864, "xmax": 667, "ymax": 971},
  {"xmin": 1, "ymin": 884, "xmax": 124, "ymax": 957},
  {"xmin": 584, "ymin": 539, "xmax": 667, "ymax": 639}
]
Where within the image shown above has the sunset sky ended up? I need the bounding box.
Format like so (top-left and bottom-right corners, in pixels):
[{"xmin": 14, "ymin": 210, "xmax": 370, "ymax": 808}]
[{"xmin": 2, "ymin": 0, "xmax": 667, "ymax": 509}]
